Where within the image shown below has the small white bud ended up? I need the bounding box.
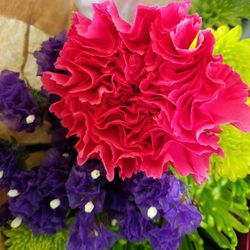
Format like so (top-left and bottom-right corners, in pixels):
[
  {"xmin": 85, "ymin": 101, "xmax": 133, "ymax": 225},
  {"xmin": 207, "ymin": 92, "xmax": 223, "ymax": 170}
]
[
  {"xmin": 111, "ymin": 219, "xmax": 118, "ymax": 226},
  {"xmin": 0, "ymin": 170, "xmax": 3, "ymax": 179},
  {"xmin": 7, "ymin": 189, "xmax": 20, "ymax": 198},
  {"xmin": 11, "ymin": 216, "xmax": 22, "ymax": 228},
  {"xmin": 93, "ymin": 229, "xmax": 99, "ymax": 237},
  {"xmin": 50, "ymin": 198, "xmax": 61, "ymax": 209},
  {"xmin": 25, "ymin": 115, "xmax": 35, "ymax": 124},
  {"xmin": 147, "ymin": 206, "xmax": 158, "ymax": 219},
  {"xmin": 90, "ymin": 169, "xmax": 101, "ymax": 180},
  {"xmin": 62, "ymin": 153, "xmax": 69, "ymax": 158},
  {"xmin": 84, "ymin": 201, "xmax": 94, "ymax": 213}
]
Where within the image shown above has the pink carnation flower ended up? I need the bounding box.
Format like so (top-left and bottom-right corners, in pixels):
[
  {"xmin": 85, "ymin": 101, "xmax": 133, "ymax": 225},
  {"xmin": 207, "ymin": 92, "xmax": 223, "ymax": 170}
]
[{"xmin": 42, "ymin": 0, "xmax": 250, "ymax": 183}]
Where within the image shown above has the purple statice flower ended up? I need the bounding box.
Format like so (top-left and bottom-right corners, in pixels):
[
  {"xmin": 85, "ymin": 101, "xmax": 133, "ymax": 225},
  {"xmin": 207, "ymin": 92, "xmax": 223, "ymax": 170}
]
[
  {"xmin": 0, "ymin": 70, "xmax": 40, "ymax": 132},
  {"xmin": 0, "ymin": 140, "xmax": 19, "ymax": 190},
  {"xmin": 34, "ymin": 33, "xmax": 77, "ymax": 153},
  {"xmin": 165, "ymin": 201, "xmax": 201, "ymax": 237},
  {"xmin": 126, "ymin": 172, "xmax": 202, "ymax": 249},
  {"xmin": 146, "ymin": 224, "xmax": 180, "ymax": 250},
  {"xmin": 118, "ymin": 203, "xmax": 152, "ymax": 242},
  {"xmin": 38, "ymin": 148, "xmax": 73, "ymax": 201},
  {"xmin": 67, "ymin": 212, "xmax": 118, "ymax": 250},
  {"xmin": 34, "ymin": 32, "xmax": 66, "ymax": 76},
  {"xmin": 66, "ymin": 160, "xmax": 106, "ymax": 213},
  {"xmin": 8, "ymin": 148, "xmax": 72, "ymax": 235}
]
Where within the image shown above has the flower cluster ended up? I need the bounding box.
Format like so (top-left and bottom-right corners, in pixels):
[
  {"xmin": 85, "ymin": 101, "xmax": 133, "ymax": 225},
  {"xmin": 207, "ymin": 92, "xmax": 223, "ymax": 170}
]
[
  {"xmin": 0, "ymin": 70, "xmax": 40, "ymax": 132},
  {"xmin": 7, "ymin": 148, "xmax": 73, "ymax": 235},
  {"xmin": 66, "ymin": 161, "xmax": 201, "ymax": 250},
  {"xmin": 2, "ymin": 139, "xmax": 201, "ymax": 249},
  {"xmin": 34, "ymin": 32, "xmax": 67, "ymax": 76},
  {"xmin": 42, "ymin": 0, "xmax": 250, "ymax": 184}
]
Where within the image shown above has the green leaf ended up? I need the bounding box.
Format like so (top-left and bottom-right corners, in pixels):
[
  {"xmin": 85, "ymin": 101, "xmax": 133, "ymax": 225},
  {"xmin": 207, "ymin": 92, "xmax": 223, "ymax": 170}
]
[
  {"xmin": 111, "ymin": 240, "xmax": 153, "ymax": 250},
  {"xmin": 181, "ymin": 176, "xmax": 250, "ymax": 249},
  {"xmin": 190, "ymin": 0, "xmax": 250, "ymax": 28},
  {"xmin": 2, "ymin": 222, "xmax": 70, "ymax": 250}
]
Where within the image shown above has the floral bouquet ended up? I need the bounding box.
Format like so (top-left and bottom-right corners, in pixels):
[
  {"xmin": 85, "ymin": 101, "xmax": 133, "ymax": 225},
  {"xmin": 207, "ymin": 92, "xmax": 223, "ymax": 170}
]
[{"xmin": 0, "ymin": 0, "xmax": 250, "ymax": 249}]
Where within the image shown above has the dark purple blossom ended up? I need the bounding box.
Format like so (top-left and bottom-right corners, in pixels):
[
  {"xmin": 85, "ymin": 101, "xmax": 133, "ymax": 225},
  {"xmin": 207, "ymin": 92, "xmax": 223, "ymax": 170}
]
[
  {"xmin": 122, "ymin": 172, "xmax": 201, "ymax": 249},
  {"xmin": 8, "ymin": 148, "xmax": 72, "ymax": 235},
  {"xmin": 164, "ymin": 201, "xmax": 202, "ymax": 237},
  {"xmin": 67, "ymin": 212, "xmax": 118, "ymax": 250},
  {"xmin": 0, "ymin": 140, "xmax": 19, "ymax": 190},
  {"xmin": 0, "ymin": 70, "xmax": 40, "ymax": 132},
  {"xmin": 146, "ymin": 224, "xmax": 180, "ymax": 250},
  {"xmin": 34, "ymin": 32, "xmax": 66, "ymax": 76},
  {"xmin": 118, "ymin": 203, "xmax": 152, "ymax": 242},
  {"xmin": 66, "ymin": 160, "xmax": 106, "ymax": 212},
  {"xmin": 38, "ymin": 148, "xmax": 73, "ymax": 199}
]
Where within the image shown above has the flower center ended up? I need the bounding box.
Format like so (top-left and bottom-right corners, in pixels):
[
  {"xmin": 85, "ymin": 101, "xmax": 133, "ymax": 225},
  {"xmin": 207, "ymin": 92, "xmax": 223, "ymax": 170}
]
[
  {"xmin": 91, "ymin": 170, "xmax": 101, "ymax": 180},
  {"xmin": 49, "ymin": 198, "xmax": 61, "ymax": 209},
  {"xmin": 0, "ymin": 170, "xmax": 3, "ymax": 179},
  {"xmin": 11, "ymin": 216, "xmax": 22, "ymax": 228},
  {"xmin": 84, "ymin": 201, "xmax": 94, "ymax": 213},
  {"xmin": 147, "ymin": 206, "xmax": 158, "ymax": 219},
  {"xmin": 7, "ymin": 189, "xmax": 20, "ymax": 198},
  {"xmin": 25, "ymin": 114, "xmax": 35, "ymax": 124}
]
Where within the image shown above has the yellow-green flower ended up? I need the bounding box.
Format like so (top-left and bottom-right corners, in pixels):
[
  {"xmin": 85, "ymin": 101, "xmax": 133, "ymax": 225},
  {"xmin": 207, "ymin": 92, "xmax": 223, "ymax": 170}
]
[
  {"xmin": 212, "ymin": 25, "xmax": 250, "ymax": 84},
  {"xmin": 190, "ymin": 0, "xmax": 250, "ymax": 28},
  {"xmin": 211, "ymin": 125, "xmax": 250, "ymax": 181}
]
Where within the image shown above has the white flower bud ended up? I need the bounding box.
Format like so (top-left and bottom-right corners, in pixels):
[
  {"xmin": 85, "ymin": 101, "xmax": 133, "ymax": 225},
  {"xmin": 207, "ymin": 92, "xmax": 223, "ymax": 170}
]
[
  {"xmin": 50, "ymin": 198, "xmax": 61, "ymax": 209},
  {"xmin": 84, "ymin": 201, "xmax": 94, "ymax": 213},
  {"xmin": 90, "ymin": 169, "xmax": 101, "ymax": 180},
  {"xmin": 25, "ymin": 115, "xmax": 35, "ymax": 124},
  {"xmin": 0, "ymin": 170, "xmax": 3, "ymax": 179},
  {"xmin": 7, "ymin": 189, "xmax": 20, "ymax": 198},
  {"xmin": 147, "ymin": 206, "xmax": 158, "ymax": 219},
  {"xmin": 11, "ymin": 216, "xmax": 22, "ymax": 228},
  {"xmin": 111, "ymin": 219, "xmax": 118, "ymax": 226}
]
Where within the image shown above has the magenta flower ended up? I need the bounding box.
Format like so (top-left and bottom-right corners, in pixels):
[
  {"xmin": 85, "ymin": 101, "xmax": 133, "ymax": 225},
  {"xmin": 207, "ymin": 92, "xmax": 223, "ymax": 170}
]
[{"xmin": 42, "ymin": 0, "xmax": 250, "ymax": 183}]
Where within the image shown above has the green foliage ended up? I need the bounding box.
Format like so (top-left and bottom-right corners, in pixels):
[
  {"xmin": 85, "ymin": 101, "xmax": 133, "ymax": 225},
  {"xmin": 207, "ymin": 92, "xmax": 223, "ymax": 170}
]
[
  {"xmin": 180, "ymin": 176, "xmax": 250, "ymax": 249},
  {"xmin": 2, "ymin": 224, "xmax": 69, "ymax": 250},
  {"xmin": 111, "ymin": 240, "xmax": 153, "ymax": 250},
  {"xmin": 212, "ymin": 25, "xmax": 250, "ymax": 84},
  {"xmin": 179, "ymin": 231, "xmax": 204, "ymax": 250},
  {"xmin": 210, "ymin": 125, "xmax": 250, "ymax": 181},
  {"xmin": 190, "ymin": 0, "xmax": 250, "ymax": 28}
]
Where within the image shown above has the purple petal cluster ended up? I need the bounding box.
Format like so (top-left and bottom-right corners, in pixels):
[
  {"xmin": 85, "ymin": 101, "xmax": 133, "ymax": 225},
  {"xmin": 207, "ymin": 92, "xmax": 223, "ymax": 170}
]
[
  {"xmin": 127, "ymin": 173, "xmax": 202, "ymax": 248},
  {"xmin": 0, "ymin": 70, "xmax": 40, "ymax": 132},
  {"xmin": 67, "ymin": 213, "xmax": 118, "ymax": 250},
  {"xmin": 66, "ymin": 162, "xmax": 202, "ymax": 250},
  {"xmin": 34, "ymin": 32, "xmax": 66, "ymax": 76},
  {"xmin": 34, "ymin": 32, "xmax": 78, "ymax": 153},
  {"xmin": 8, "ymin": 148, "xmax": 73, "ymax": 235},
  {"xmin": 66, "ymin": 160, "xmax": 105, "ymax": 212},
  {"xmin": 146, "ymin": 224, "xmax": 180, "ymax": 250},
  {"xmin": 0, "ymin": 140, "xmax": 19, "ymax": 190}
]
